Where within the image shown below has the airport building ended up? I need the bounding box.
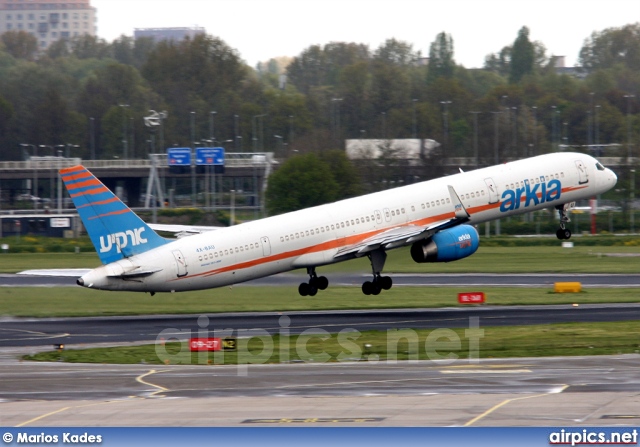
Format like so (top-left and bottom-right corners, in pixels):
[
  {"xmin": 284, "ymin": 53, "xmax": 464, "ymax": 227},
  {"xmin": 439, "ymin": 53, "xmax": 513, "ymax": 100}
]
[{"xmin": 0, "ymin": 0, "xmax": 97, "ymax": 49}]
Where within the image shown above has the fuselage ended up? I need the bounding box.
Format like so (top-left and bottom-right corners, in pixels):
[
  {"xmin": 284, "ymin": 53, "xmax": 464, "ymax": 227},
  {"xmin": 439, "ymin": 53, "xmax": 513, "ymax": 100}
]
[{"xmin": 79, "ymin": 152, "xmax": 617, "ymax": 293}]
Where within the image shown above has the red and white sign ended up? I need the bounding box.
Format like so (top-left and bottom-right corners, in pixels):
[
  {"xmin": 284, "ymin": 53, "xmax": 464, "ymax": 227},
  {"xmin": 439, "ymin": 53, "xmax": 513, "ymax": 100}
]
[
  {"xmin": 189, "ymin": 338, "xmax": 221, "ymax": 352},
  {"xmin": 458, "ymin": 292, "xmax": 485, "ymax": 304}
]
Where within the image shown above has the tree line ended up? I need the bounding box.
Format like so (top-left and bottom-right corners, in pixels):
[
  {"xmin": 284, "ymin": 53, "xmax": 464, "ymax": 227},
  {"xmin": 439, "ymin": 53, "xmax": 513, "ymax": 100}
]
[{"xmin": 0, "ymin": 24, "xmax": 637, "ymax": 173}]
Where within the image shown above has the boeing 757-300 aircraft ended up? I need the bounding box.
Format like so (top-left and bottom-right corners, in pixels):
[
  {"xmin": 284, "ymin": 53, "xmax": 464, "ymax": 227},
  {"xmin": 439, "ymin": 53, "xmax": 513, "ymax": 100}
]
[{"xmin": 60, "ymin": 152, "xmax": 617, "ymax": 296}]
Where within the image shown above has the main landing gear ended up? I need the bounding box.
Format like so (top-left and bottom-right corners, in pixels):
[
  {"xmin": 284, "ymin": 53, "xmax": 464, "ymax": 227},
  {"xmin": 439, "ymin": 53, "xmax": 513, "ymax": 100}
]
[
  {"xmin": 298, "ymin": 267, "xmax": 328, "ymax": 297},
  {"xmin": 555, "ymin": 204, "xmax": 572, "ymax": 240},
  {"xmin": 361, "ymin": 249, "xmax": 393, "ymax": 296}
]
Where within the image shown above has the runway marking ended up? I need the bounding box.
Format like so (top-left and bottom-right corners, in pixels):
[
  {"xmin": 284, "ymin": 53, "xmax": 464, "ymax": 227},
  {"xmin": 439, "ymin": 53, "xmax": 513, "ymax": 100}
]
[
  {"xmin": 15, "ymin": 401, "xmax": 123, "ymax": 427},
  {"xmin": 276, "ymin": 377, "xmax": 443, "ymax": 389},
  {"xmin": 464, "ymin": 384, "xmax": 569, "ymax": 426},
  {"xmin": 136, "ymin": 369, "xmax": 170, "ymax": 397},
  {"xmin": 441, "ymin": 369, "xmax": 531, "ymax": 374}
]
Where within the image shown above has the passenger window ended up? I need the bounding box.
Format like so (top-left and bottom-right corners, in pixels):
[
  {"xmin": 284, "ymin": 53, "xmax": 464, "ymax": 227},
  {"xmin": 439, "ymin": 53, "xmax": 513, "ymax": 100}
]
[
  {"xmin": 421, "ymin": 203, "xmax": 425, "ymax": 209},
  {"xmin": 311, "ymin": 229, "xmax": 314, "ymax": 235},
  {"xmin": 391, "ymin": 210, "xmax": 395, "ymax": 216}
]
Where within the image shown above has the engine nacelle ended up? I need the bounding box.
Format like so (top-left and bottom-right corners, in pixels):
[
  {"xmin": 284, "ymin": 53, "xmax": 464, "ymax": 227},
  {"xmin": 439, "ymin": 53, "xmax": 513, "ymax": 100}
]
[{"xmin": 410, "ymin": 224, "xmax": 479, "ymax": 263}]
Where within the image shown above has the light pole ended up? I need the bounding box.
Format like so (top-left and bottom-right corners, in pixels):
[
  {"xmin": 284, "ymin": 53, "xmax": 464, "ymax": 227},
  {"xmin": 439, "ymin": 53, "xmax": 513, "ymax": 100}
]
[
  {"xmin": 209, "ymin": 111, "xmax": 217, "ymax": 142},
  {"xmin": 274, "ymin": 135, "xmax": 283, "ymax": 156},
  {"xmin": 551, "ymin": 106, "xmax": 557, "ymax": 151},
  {"xmin": 470, "ymin": 111, "xmax": 481, "ymax": 167},
  {"xmin": 491, "ymin": 112, "xmax": 502, "ymax": 164},
  {"xmin": 90, "ymin": 117, "xmax": 96, "ymax": 159},
  {"xmin": 331, "ymin": 98, "xmax": 342, "ymax": 148},
  {"xmin": 252, "ymin": 114, "xmax": 267, "ymax": 152},
  {"xmin": 440, "ymin": 100, "xmax": 451, "ymax": 151},
  {"xmin": 20, "ymin": 144, "xmax": 38, "ymax": 209},
  {"xmin": 412, "ymin": 99, "xmax": 418, "ymax": 139},
  {"xmin": 624, "ymin": 95, "xmax": 635, "ymax": 159},
  {"xmin": 289, "ymin": 115, "xmax": 294, "ymax": 152},
  {"xmin": 39, "ymin": 145, "xmax": 56, "ymax": 205},
  {"xmin": 234, "ymin": 115, "xmax": 240, "ymax": 151},
  {"xmin": 119, "ymin": 104, "xmax": 129, "ymax": 159}
]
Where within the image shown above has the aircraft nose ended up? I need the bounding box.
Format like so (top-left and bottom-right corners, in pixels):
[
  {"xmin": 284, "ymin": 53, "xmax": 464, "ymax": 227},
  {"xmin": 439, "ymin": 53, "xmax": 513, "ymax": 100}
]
[
  {"xmin": 77, "ymin": 277, "xmax": 84, "ymax": 286},
  {"xmin": 609, "ymin": 168, "xmax": 618, "ymax": 186}
]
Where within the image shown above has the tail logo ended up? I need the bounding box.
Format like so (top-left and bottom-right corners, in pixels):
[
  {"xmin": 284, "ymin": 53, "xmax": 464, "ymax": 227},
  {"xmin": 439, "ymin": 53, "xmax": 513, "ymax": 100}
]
[{"xmin": 99, "ymin": 227, "xmax": 148, "ymax": 254}]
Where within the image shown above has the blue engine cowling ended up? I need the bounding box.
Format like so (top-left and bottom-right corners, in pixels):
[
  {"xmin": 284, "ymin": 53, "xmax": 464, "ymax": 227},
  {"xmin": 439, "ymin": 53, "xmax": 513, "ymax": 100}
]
[{"xmin": 410, "ymin": 224, "xmax": 480, "ymax": 263}]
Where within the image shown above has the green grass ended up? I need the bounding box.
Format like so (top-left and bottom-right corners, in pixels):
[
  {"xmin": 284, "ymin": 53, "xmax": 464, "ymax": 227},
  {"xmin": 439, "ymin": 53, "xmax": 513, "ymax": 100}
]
[
  {"xmin": 2, "ymin": 244, "xmax": 638, "ymax": 274},
  {"xmin": 0, "ymin": 286, "xmax": 638, "ymax": 318},
  {"xmin": 24, "ymin": 320, "xmax": 640, "ymax": 365}
]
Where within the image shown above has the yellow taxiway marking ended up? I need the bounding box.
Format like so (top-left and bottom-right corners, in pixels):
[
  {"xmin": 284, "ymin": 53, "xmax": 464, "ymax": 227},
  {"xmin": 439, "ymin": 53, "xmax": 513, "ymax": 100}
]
[
  {"xmin": 464, "ymin": 385, "xmax": 569, "ymax": 426},
  {"xmin": 16, "ymin": 369, "xmax": 170, "ymax": 427},
  {"xmin": 135, "ymin": 369, "xmax": 170, "ymax": 397},
  {"xmin": 16, "ymin": 401, "xmax": 122, "ymax": 427}
]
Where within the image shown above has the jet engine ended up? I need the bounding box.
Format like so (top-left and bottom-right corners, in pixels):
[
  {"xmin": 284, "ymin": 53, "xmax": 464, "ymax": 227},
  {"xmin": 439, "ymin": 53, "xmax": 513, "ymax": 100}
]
[{"xmin": 410, "ymin": 225, "xmax": 479, "ymax": 263}]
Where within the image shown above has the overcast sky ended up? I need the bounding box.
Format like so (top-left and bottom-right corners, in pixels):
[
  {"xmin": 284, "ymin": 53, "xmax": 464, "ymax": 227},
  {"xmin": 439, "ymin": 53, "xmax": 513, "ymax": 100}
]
[{"xmin": 92, "ymin": 0, "xmax": 637, "ymax": 68}]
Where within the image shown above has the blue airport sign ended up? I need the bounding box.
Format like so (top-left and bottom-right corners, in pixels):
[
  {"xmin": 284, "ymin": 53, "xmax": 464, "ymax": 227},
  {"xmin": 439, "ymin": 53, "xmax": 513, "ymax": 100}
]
[
  {"xmin": 196, "ymin": 147, "xmax": 225, "ymax": 166},
  {"xmin": 167, "ymin": 148, "xmax": 192, "ymax": 166}
]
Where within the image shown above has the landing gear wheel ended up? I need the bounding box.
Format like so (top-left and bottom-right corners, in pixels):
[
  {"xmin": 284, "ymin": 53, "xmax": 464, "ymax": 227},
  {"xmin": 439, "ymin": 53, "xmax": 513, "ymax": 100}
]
[
  {"xmin": 556, "ymin": 229, "xmax": 564, "ymax": 240},
  {"xmin": 300, "ymin": 268, "xmax": 328, "ymax": 296},
  {"xmin": 379, "ymin": 276, "xmax": 393, "ymax": 290},
  {"xmin": 563, "ymin": 228, "xmax": 572, "ymax": 240},
  {"xmin": 317, "ymin": 276, "xmax": 329, "ymax": 290},
  {"xmin": 371, "ymin": 282, "xmax": 382, "ymax": 296},
  {"xmin": 556, "ymin": 228, "xmax": 572, "ymax": 240},
  {"xmin": 362, "ymin": 281, "xmax": 373, "ymax": 296}
]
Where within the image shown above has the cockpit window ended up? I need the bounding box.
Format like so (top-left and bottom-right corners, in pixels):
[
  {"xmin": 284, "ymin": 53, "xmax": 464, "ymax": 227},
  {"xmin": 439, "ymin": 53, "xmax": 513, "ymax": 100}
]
[{"xmin": 596, "ymin": 162, "xmax": 605, "ymax": 171}]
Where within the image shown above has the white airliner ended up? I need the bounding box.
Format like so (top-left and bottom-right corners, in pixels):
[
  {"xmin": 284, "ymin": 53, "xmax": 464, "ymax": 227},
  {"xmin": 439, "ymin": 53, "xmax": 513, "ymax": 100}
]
[{"xmin": 60, "ymin": 152, "xmax": 617, "ymax": 296}]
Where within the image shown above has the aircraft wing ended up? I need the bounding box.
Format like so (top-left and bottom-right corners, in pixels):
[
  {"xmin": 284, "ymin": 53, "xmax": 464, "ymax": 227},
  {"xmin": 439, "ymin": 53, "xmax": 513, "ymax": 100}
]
[
  {"xmin": 334, "ymin": 185, "xmax": 470, "ymax": 258},
  {"xmin": 148, "ymin": 223, "xmax": 222, "ymax": 238}
]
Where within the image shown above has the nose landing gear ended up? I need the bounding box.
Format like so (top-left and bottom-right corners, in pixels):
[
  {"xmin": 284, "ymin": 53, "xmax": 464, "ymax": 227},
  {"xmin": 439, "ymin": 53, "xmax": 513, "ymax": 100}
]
[{"xmin": 556, "ymin": 204, "xmax": 572, "ymax": 240}]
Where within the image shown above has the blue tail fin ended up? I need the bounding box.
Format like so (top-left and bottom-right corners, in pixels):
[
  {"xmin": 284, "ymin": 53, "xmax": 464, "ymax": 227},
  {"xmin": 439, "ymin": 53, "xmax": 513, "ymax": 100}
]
[{"xmin": 60, "ymin": 165, "xmax": 169, "ymax": 264}]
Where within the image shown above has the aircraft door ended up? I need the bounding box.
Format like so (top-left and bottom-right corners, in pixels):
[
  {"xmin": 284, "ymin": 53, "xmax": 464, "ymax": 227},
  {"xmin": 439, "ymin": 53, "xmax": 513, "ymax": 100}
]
[
  {"xmin": 383, "ymin": 208, "xmax": 392, "ymax": 222},
  {"xmin": 575, "ymin": 160, "xmax": 589, "ymax": 184},
  {"xmin": 484, "ymin": 177, "xmax": 499, "ymax": 204},
  {"xmin": 172, "ymin": 250, "xmax": 188, "ymax": 277},
  {"xmin": 261, "ymin": 236, "xmax": 271, "ymax": 257}
]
